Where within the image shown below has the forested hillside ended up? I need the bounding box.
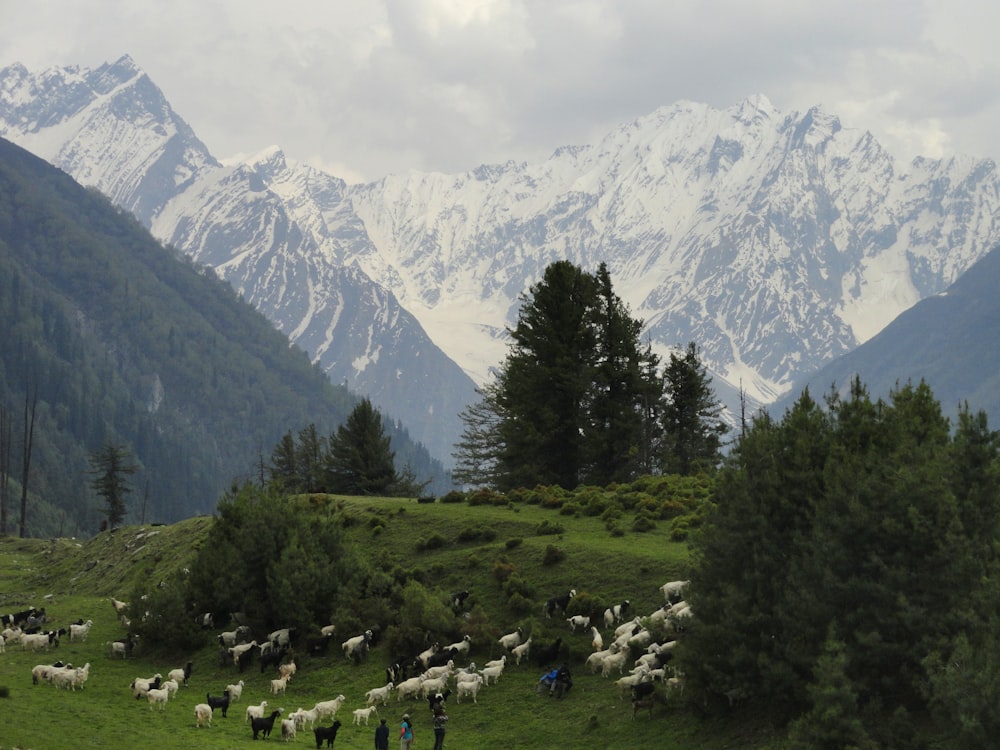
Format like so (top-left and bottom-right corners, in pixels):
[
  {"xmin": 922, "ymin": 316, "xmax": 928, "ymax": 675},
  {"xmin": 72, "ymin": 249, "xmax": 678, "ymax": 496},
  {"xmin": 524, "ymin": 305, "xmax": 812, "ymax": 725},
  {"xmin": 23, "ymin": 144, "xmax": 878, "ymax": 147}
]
[{"xmin": 0, "ymin": 137, "xmax": 447, "ymax": 537}]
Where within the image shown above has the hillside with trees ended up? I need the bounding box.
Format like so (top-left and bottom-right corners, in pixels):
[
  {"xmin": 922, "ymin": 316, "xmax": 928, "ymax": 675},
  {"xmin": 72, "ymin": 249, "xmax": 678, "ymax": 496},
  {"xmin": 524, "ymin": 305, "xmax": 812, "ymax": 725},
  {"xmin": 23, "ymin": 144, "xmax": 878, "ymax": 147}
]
[{"xmin": 0, "ymin": 137, "xmax": 447, "ymax": 537}]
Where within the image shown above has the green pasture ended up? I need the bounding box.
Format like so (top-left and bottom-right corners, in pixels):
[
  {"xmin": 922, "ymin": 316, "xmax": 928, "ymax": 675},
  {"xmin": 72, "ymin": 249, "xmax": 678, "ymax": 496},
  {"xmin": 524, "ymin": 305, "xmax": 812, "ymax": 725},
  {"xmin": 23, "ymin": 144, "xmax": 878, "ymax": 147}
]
[{"xmin": 0, "ymin": 496, "xmax": 787, "ymax": 749}]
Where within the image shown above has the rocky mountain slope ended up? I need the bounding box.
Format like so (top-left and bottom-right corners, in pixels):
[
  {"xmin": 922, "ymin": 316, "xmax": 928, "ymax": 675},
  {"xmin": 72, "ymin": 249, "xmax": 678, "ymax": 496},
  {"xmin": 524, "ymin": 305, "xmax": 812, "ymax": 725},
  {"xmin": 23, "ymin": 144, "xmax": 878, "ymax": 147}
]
[{"xmin": 4, "ymin": 55, "xmax": 1000, "ymax": 460}]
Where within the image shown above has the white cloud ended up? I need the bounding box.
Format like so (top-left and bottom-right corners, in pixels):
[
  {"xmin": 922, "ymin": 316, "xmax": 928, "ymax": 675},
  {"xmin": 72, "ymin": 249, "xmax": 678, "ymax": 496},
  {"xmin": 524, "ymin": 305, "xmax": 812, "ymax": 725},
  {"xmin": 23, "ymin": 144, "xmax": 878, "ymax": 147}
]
[{"xmin": 2, "ymin": 0, "xmax": 998, "ymax": 181}]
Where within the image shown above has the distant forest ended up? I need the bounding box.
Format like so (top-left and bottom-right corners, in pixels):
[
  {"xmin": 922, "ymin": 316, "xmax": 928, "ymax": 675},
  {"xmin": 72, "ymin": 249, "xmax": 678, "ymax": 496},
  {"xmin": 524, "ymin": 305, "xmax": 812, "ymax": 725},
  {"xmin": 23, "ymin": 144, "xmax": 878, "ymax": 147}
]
[{"xmin": 0, "ymin": 137, "xmax": 448, "ymax": 537}]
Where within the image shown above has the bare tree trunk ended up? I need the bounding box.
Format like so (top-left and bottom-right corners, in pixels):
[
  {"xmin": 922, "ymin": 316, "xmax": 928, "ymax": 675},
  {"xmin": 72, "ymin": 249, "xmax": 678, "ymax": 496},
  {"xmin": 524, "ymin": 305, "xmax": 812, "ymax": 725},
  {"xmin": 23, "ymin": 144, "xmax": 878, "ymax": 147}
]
[
  {"xmin": 19, "ymin": 387, "xmax": 37, "ymax": 539},
  {"xmin": 0, "ymin": 404, "xmax": 10, "ymax": 535}
]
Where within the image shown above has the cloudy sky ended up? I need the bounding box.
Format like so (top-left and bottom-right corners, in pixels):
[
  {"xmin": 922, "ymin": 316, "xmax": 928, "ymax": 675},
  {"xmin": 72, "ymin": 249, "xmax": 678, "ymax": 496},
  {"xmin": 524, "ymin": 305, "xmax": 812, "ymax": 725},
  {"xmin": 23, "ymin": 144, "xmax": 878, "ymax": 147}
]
[{"xmin": 2, "ymin": 0, "xmax": 998, "ymax": 183}]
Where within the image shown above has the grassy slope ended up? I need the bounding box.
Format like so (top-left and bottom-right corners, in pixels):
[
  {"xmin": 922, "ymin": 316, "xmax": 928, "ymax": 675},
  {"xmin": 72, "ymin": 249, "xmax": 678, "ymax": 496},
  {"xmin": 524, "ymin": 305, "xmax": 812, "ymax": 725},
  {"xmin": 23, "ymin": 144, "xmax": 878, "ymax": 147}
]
[{"xmin": 0, "ymin": 498, "xmax": 788, "ymax": 750}]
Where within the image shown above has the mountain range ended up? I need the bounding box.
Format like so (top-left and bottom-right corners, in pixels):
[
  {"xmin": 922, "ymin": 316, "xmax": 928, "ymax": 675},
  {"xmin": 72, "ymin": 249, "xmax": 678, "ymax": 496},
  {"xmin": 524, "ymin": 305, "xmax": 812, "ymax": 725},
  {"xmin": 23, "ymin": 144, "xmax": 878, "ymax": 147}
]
[{"xmin": 4, "ymin": 54, "xmax": 1000, "ymax": 463}]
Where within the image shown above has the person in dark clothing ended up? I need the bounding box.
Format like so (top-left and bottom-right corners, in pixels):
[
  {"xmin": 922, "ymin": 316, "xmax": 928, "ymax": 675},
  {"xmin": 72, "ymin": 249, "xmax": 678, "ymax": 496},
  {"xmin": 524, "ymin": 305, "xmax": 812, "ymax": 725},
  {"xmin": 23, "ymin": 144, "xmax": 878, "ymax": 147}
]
[
  {"xmin": 432, "ymin": 706, "xmax": 449, "ymax": 750},
  {"xmin": 375, "ymin": 718, "xmax": 390, "ymax": 750}
]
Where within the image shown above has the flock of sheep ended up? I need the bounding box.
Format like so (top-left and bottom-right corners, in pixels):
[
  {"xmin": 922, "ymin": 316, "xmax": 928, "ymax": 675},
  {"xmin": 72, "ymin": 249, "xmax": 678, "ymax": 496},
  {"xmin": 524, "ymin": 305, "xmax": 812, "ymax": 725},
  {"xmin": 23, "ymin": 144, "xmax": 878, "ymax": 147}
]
[{"xmin": 2, "ymin": 573, "xmax": 694, "ymax": 744}]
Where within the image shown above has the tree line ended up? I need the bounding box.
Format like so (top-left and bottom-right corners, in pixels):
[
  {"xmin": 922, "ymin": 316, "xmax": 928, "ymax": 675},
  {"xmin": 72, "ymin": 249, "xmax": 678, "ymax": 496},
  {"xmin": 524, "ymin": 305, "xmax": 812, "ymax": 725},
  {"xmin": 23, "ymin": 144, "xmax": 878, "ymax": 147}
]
[{"xmin": 452, "ymin": 261, "xmax": 728, "ymax": 490}]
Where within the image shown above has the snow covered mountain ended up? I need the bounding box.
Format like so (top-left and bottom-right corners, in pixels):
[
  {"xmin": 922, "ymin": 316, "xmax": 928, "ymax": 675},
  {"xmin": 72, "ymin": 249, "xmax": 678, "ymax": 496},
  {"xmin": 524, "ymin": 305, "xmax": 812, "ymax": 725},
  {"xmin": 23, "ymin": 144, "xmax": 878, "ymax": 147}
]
[{"xmin": 4, "ymin": 55, "xmax": 1000, "ymax": 463}]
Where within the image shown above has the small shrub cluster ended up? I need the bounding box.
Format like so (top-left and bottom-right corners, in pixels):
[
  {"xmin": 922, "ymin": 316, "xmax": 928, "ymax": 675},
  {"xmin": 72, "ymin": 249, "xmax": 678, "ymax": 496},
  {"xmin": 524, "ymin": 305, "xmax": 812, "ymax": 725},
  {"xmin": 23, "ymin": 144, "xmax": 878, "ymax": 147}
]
[
  {"xmin": 542, "ymin": 544, "xmax": 566, "ymax": 566},
  {"xmin": 416, "ymin": 532, "xmax": 448, "ymax": 551},
  {"xmin": 536, "ymin": 519, "xmax": 564, "ymax": 536},
  {"xmin": 457, "ymin": 525, "xmax": 498, "ymax": 543},
  {"xmin": 440, "ymin": 490, "xmax": 465, "ymax": 504}
]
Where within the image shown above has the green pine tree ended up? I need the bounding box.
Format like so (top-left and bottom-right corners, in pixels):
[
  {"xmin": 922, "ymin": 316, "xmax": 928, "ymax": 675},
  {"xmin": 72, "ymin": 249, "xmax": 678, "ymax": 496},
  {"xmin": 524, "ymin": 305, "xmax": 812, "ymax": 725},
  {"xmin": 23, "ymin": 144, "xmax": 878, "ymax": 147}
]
[
  {"xmin": 326, "ymin": 398, "xmax": 397, "ymax": 495},
  {"xmin": 88, "ymin": 442, "xmax": 138, "ymax": 529},
  {"xmin": 661, "ymin": 342, "xmax": 728, "ymax": 475}
]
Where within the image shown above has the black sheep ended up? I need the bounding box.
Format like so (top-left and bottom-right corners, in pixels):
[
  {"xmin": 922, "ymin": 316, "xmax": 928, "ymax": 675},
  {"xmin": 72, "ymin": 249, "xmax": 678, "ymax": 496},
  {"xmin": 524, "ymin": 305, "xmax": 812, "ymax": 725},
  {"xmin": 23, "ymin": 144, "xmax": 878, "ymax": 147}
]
[
  {"xmin": 207, "ymin": 689, "xmax": 231, "ymax": 718},
  {"xmin": 252, "ymin": 709, "xmax": 283, "ymax": 740},
  {"xmin": 313, "ymin": 719, "xmax": 342, "ymax": 748}
]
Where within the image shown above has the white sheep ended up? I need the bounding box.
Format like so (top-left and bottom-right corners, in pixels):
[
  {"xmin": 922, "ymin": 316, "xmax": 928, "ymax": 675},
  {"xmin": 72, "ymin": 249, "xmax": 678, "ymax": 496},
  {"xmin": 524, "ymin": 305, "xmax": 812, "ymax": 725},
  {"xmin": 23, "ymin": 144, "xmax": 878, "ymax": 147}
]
[
  {"xmin": 147, "ymin": 686, "xmax": 171, "ymax": 709},
  {"xmin": 341, "ymin": 631, "xmax": 371, "ymax": 660},
  {"xmin": 245, "ymin": 700, "xmax": 270, "ymax": 723},
  {"xmin": 566, "ymin": 615, "xmax": 590, "ymax": 632},
  {"xmin": 456, "ymin": 675, "xmax": 483, "ymax": 703},
  {"xmin": 195, "ymin": 703, "xmax": 213, "ymax": 727},
  {"xmin": 444, "ymin": 634, "xmax": 472, "ymax": 656},
  {"xmin": 229, "ymin": 640, "xmax": 258, "ymax": 666},
  {"xmin": 3, "ymin": 626, "xmax": 22, "ymax": 645},
  {"xmin": 278, "ymin": 660, "xmax": 297, "ymax": 681},
  {"xmin": 167, "ymin": 662, "xmax": 192, "ymax": 686},
  {"xmin": 21, "ymin": 632, "xmax": 55, "ymax": 651},
  {"xmin": 614, "ymin": 617, "xmax": 641, "ymax": 638},
  {"xmin": 455, "ymin": 670, "xmax": 482, "ymax": 684},
  {"xmin": 422, "ymin": 661, "xmax": 454, "ymax": 681},
  {"xmin": 161, "ymin": 678, "xmax": 180, "ymax": 697},
  {"xmin": 660, "ymin": 580, "xmax": 689, "ymax": 601},
  {"xmin": 511, "ymin": 636, "xmax": 532, "ymax": 665},
  {"xmin": 69, "ymin": 619, "xmax": 93, "ymax": 642},
  {"xmin": 585, "ymin": 645, "xmax": 619, "ymax": 673},
  {"xmin": 365, "ymin": 682, "xmax": 394, "ymax": 706},
  {"xmin": 419, "ymin": 676, "xmax": 448, "ymax": 699},
  {"xmin": 480, "ymin": 665, "xmax": 504, "ymax": 685},
  {"xmin": 590, "ymin": 626, "xmax": 604, "ymax": 652},
  {"xmin": 290, "ymin": 706, "xmax": 319, "ymax": 730},
  {"xmin": 226, "ymin": 679, "xmax": 245, "ymax": 702},
  {"xmin": 131, "ymin": 673, "xmax": 162, "ymax": 699},
  {"xmin": 352, "ymin": 705, "xmax": 379, "ymax": 725},
  {"xmin": 601, "ymin": 650, "xmax": 629, "ymax": 677},
  {"xmin": 497, "ymin": 628, "xmax": 523, "ymax": 650},
  {"xmin": 395, "ymin": 677, "xmax": 424, "ymax": 701},
  {"xmin": 312, "ymin": 694, "xmax": 347, "ymax": 719},
  {"xmin": 628, "ymin": 629, "xmax": 653, "ymax": 649},
  {"xmin": 615, "ymin": 672, "xmax": 653, "ymax": 700},
  {"xmin": 271, "ymin": 675, "xmax": 289, "ymax": 695},
  {"xmin": 483, "ymin": 655, "xmax": 506, "ymax": 670}
]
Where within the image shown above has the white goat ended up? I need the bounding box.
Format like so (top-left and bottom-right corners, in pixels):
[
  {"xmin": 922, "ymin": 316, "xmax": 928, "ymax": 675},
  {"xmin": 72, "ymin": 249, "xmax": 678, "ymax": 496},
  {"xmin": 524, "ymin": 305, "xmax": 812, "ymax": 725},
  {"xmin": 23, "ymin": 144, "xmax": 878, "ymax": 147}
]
[
  {"xmin": 395, "ymin": 677, "xmax": 424, "ymax": 701},
  {"xmin": 69, "ymin": 620, "xmax": 93, "ymax": 642},
  {"xmin": 352, "ymin": 705, "xmax": 379, "ymax": 725},
  {"xmin": 591, "ymin": 626, "xmax": 604, "ymax": 652},
  {"xmin": 444, "ymin": 634, "xmax": 472, "ymax": 656},
  {"xmin": 271, "ymin": 675, "xmax": 289, "ymax": 695},
  {"xmin": 419, "ymin": 676, "xmax": 449, "ymax": 699},
  {"xmin": 195, "ymin": 703, "xmax": 213, "ymax": 727},
  {"xmin": 480, "ymin": 665, "xmax": 504, "ymax": 685},
  {"xmin": 483, "ymin": 655, "xmax": 507, "ymax": 670},
  {"xmin": 365, "ymin": 682, "xmax": 394, "ymax": 706},
  {"xmin": 601, "ymin": 650, "xmax": 629, "ymax": 677},
  {"xmin": 281, "ymin": 717, "xmax": 297, "ymax": 741},
  {"xmin": 511, "ymin": 636, "xmax": 532, "ymax": 665},
  {"xmin": 161, "ymin": 678, "xmax": 180, "ymax": 697},
  {"xmin": 498, "ymin": 628, "xmax": 523, "ymax": 650},
  {"xmin": 312, "ymin": 694, "xmax": 347, "ymax": 719},
  {"xmin": 456, "ymin": 675, "xmax": 483, "ymax": 703},
  {"xmin": 245, "ymin": 700, "xmax": 269, "ymax": 723},
  {"xmin": 567, "ymin": 615, "xmax": 590, "ymax": 632},
  {"xmin": 290, "ymin": 706, "xmax": 319, "ymax": 730},
  {"xmin": 226, "ymin": 679, "xmax": 245, "ymax": 702},
  {"xmin": 147, "ymin": 686, "xmax": 170, "ymax": 709},
  {"xmin": 661, "ymin": 580, "xmax": 689, "ymax": 601}
]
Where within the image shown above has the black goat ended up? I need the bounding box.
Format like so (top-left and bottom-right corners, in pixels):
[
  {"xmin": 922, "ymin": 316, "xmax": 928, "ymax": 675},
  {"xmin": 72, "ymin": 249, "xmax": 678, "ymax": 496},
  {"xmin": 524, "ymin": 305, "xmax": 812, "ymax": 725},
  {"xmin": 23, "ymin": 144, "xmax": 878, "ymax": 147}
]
[
  {"xmin": 428, "ymin": 688, "xmax": 451, "ymax": 712},
  {"xmin": 252, "ymin": 709, "xmax": 282, "ymax": 740},
  {"xmin": 313, "ymin": 719, "xmax": 342, "ymax": 748},
  {"xmin": 260, "ymin": 644, "xmax": 289, "ymax": 673},
  {"xmin": 206, "ymin": 689, "xmax": 231, "ymax": 718},
  {"xmin": 426, "ymin": 647, "xmax": 458, "ymax": 669},
  {"xmin": 306, "ymin": 632, "xmax": 334, "ymax": 656},
  {"xmin": 451, "ymin": 590, "xmax": 470, "ymax": 611},
  {"xmin": 543, "ymin": 589, "xmax": 576, "ymax": 618},
  {"xmin": 237, "ymin": 645, "xmax": 258, "ymax": 673}
]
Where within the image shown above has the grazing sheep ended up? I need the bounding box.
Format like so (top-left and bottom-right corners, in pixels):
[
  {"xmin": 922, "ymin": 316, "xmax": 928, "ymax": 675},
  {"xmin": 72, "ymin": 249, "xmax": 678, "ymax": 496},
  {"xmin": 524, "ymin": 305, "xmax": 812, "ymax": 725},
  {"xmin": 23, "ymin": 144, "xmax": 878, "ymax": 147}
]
[
  {"xmin": 480, "ymin": 665, "xmax": 504, "ymax": 686},
  {"xmin": 226, "ymin": 679, "xmax": 246, "ymax": 702},
  {"xmin": 365, "ymin": 682, "xmax": 394, "ymax": 706},
  {"xmin": 167, "ymin": 661, "xmax": 192, "ymax": 686},
  {"xmin": 290, "ymin": 706, "xmax": 320, "ymax": 730},
  {"xmin": 511, "ymin": 636, "xmax": 532, "ymax": 665},
  {"xmin": 395, "ymin": 677, "xmax": 424, "ymax": 701},
  {"xmin": 543, "ymin": 589, "xmax": 577, "ymax": 618},
  {"xmin": 444, "ymin": 634, "xmax": 472, "ymax": 656},
  {"xmin": 246, "ymin": 700, "xmax": 270, "ymax": 723},
  {"xmin": 566, "ymin": 615, "xmax": 590, "ymax": 632},
  {"xmin": 312, "ymin": 694, "xmax": 347, "ymax": 719},
  {"xmin": 69, "ymin": 620, "xmax": 93, "ymax": 642},
  {"xmin": 194, "ymin": 703, "xmax": 212, "ymax": 727},
  {"xmin": 591, "ymin": 626, "xmax": 604, "ymax": 652},
  {"xmin": 206, "ymin": 689, "xmax": 231, "ymax": 717},
  {"xmin": 661, "ymin": 580, "xmax": 689, "ymax": 602},
  {"xmin": 252, "ymin": 709, "xmax": 283, "ymax": 740},
  {"xmin": 147, "ymin": 686, "xmax": 170, "ymax": 710},
  {"xmin": 161, "ymin": 679, "xmax": 180, "ymax": 697},
  {"xmin": 352, "ymin": 705, "xmax": 379, "ymax": 725},
  {"xmin": 313, "ymin": 719, "xmax": 342, "ymax": 748},
  {"xmin": 456, "ymin": 675, "xmax": 483, "ymax": 703},
  {"xmin": 498, "ymin": 628, "xmax": 523, "ymax": 651},
  {"xmin": 194, "ymin": 703, "xmax": 213, "ymax": 728}
]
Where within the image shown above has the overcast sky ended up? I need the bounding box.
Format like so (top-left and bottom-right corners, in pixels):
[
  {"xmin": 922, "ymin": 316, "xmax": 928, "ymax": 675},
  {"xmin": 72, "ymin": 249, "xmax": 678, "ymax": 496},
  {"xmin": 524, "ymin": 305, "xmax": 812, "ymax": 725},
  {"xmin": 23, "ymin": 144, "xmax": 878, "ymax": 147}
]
[{"xmin": 2, "ymin": 0, "xmax": 998, "ymax": 183}]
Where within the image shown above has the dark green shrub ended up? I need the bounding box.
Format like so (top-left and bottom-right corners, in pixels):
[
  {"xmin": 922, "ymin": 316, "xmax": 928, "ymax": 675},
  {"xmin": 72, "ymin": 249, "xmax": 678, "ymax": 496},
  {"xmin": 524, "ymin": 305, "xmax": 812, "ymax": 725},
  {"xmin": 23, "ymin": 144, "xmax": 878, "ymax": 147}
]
[
  {"xmin": 493, "ymin": 559, "xmax": 516, "ymax": 583},
  {"xmin": 559, "ymin": 502, "xmax": 581, "ymax": 516},
  {"xmin": 566, "ymin": 591, "xmax": 604, "ymax": 619},
  {"xmin": 507, "ymin": 591, "xmax": 534, "ymax": 614},
  {"xmin": 632, "ymin": 512, "xmax": 657, "ymax": 532},
  {"xmin": 536, "ymin": 519, "xmax": 564, "ymax": 536},
  {"xmin": 542, "ymin": 544, "xmax": 566, "ymax": 566},
  {"xmin": 458, "ymin": 525, "xmax": 498, "ymax": 543},
  {"xmin": 467, "ymin": 489, "xmax": 505, "ymax": 506},
  {"xmin": 416, "ymin": 495, "xmax": 436, "ymax": 504},
  {"xmin": 505, "ymin": 537, "xmax": 523, "ymax": 549},
  {"xmin": 503, "ymin": 573, "xmax": 535, "ymax": 600},
  {"xmin": 440, "ymin": 490, "xmax": 465, "ymax": 504},
  {"xmin": 417, "ymin": 533, "xmax": 447, "ymax": 551}
]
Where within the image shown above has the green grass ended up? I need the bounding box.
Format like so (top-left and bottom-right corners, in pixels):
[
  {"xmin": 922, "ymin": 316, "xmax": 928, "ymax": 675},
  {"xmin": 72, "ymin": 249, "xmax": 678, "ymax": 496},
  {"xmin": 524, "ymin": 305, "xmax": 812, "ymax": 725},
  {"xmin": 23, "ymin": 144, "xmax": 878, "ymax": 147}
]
[{"xmin": 0, "ymin": 497, "xmax": 788, "ymax": 749}]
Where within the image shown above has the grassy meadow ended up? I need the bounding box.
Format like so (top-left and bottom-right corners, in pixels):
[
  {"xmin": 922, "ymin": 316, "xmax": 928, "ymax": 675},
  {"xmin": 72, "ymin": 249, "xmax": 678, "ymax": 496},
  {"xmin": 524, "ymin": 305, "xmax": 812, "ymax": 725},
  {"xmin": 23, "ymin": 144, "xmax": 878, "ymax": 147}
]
[{"xmin": 0, "ymin": 495, "xmax": 788, "ymax": 749}]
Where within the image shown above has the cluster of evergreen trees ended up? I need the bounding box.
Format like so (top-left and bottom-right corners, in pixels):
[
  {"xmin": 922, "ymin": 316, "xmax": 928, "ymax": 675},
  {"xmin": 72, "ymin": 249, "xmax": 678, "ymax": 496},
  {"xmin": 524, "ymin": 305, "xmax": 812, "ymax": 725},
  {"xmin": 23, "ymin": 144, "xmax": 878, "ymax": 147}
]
[
  {"xmin": 452, "ymin": 261, "xmax": 728, "ymax": 490},
  {"xmin": 679, "ymin": 379, "xmax": 1000, "ymax": 748}
]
